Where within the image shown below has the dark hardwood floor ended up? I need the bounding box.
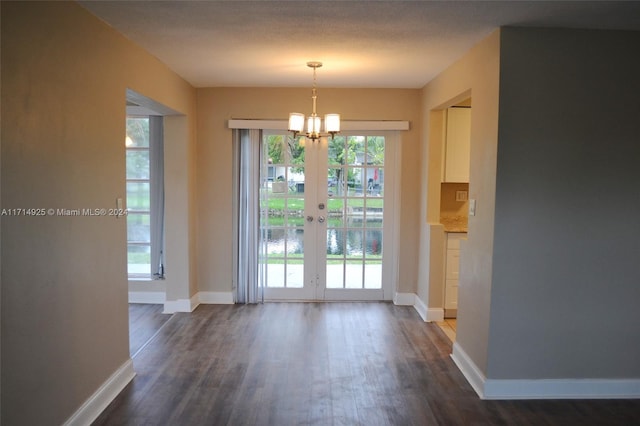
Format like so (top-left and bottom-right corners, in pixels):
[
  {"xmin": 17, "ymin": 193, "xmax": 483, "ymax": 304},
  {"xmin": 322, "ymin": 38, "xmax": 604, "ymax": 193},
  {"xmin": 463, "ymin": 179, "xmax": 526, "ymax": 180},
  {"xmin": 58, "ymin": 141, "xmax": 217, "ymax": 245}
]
[
  {"xmin": 128, "ymin": 303, "xmax": 173, "ymax": 357},
  {"xmin": 96, "ymin": 303, "xmax": 640, "ymax": 425}
]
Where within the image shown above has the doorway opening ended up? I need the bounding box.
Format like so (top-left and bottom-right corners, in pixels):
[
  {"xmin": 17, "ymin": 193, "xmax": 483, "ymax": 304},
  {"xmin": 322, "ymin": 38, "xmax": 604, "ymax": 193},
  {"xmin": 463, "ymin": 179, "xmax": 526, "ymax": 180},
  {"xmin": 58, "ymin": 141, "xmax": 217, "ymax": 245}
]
[
  {"xmin": 125, "ymin": 89, "xmax": 181, "ymax": 357},
  {"xmin": 429, "ymin": 95, "xmax": 472, "ymax": 342}
]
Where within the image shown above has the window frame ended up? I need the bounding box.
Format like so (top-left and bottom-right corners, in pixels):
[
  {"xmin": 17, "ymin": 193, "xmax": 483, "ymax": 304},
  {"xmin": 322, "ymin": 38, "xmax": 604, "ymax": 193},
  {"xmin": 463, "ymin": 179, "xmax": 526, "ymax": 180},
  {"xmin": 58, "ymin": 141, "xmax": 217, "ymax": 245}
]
[{"xmin": 126, "ymin": 115, "xmax": 153, "ymax": 279}]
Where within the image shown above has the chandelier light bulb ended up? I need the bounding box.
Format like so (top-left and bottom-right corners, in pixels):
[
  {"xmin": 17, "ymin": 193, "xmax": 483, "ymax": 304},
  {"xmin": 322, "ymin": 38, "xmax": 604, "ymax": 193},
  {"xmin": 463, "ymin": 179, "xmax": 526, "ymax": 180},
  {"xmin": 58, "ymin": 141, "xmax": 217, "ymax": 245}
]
[{"xmin": 288, "ymin": 62, "xmax": 340, "ymax": 142}]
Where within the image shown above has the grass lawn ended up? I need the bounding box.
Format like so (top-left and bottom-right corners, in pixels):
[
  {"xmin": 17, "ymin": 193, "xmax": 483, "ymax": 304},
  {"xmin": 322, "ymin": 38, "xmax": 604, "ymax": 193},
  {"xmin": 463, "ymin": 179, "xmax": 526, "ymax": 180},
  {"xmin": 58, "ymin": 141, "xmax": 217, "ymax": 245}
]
[
  {"xmin": 263, "ymin": 195, "xmax": 383, "ymax": 211},
  {"xmin": 261, "ymin": 256, "xmax": 382, "ymax": 264}
]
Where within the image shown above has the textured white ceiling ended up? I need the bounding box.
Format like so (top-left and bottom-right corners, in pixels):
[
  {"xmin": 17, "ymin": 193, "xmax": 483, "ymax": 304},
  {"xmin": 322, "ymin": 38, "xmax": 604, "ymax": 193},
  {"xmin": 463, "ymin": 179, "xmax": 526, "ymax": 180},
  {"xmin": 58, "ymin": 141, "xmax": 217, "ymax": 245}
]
[{"xmin": 80, "ymin": 1, "xmax": 640, "ymax": 88}]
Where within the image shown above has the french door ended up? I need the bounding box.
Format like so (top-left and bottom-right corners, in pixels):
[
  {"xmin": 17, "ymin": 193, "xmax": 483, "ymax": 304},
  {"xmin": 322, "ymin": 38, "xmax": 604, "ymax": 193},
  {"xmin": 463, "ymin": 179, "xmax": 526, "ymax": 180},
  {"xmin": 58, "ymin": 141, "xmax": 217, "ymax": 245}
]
[{"xmin": 259, "ymin": 131, "xmax": 398, "ymax": 301}]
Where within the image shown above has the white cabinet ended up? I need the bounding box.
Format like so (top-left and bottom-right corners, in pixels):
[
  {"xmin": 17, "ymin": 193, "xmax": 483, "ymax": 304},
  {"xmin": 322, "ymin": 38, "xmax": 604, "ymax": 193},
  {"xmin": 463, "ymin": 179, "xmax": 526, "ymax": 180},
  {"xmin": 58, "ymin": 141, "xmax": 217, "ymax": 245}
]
[
  {"xmin": 442, "ymin": 107, "xmax": 470, "ymax": 183},
  {"xmin": 444, "ymin": 233, "xmax": 466, "ymax": 311}
]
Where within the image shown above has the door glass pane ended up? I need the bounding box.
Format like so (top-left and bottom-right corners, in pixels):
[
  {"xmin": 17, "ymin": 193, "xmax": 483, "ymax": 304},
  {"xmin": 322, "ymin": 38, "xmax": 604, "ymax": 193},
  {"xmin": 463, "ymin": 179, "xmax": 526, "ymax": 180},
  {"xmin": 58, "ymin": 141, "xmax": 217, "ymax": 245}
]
[
  {"xmin": 326, "ymin": 227, "xmax": 343, "ymax": 290},
  {"xmin": 126, "ymin": 182, "xmax": 150, "ymax": 210},
  {"xmin": 126, "ymin": 118, "xmax": 149, "ymax": 148},
  {"xmin": 286, "ymin": 197, "xmax": 305, "ymax": 219},
  {"xmin": 328, "ymin": 136, "xmax": 347, "ymax": 165},
  {"xmin": 345, "ymin": 260, "xmax": 364, "ymax": 289},
  {"xmin": 127, "ymin": 244, "xmax": 150, "ymax": 275},
  {"xmin": 366, "ymin": 136, "xmax": 385, "ymax": 165},
  {"xmin": 260, "ymin": 132, "xmax": 388, "ymax": 297},
  {"xmin": 364, "ymin": 260, "xmax": 382, "ymax": 289},
  {"xmin": 351, "ymin": 167, "xmax": 365, "ymax": 197},
  {"xmin": 346, "ymin": 230, "xmax": 364, "ymax": 258},
  {"xmin": 326, "ymin": 135, "xmax": 385, "ymax": 291},
  {"xmin": 265, "ymin": 228, "xmax": 286, "ymax": 255},
  {"xmin": 127, "ymin": 213, "xmax": 150, "ymax": 243},
  {"xmin": 328, "ymin": 166, "xmax": 346, "ymax": 197},
  {"xmin": 126, "ymin": 117, "xmax": 151, "ymax": 277},
  {"xmin": 346, "ymin": 199, "xmax": 364, "ymax": 228},
  {"xmin": 327, "ymin": 228, "xmax": 345, "ymax": 257},
  {"xmin": 261, "ymin": 134, "xmax": 305, "ymax": 289},
  {"xmin": 365, "ymin": 228, "xmax": 383, "ymax": 257},
  {"xmin": 347, "ymin": 136, "xmax": 365, "ymax": 166},
  {"xmin": 126, "ymin": 150, "xmax": 150, "ymax": 179}
]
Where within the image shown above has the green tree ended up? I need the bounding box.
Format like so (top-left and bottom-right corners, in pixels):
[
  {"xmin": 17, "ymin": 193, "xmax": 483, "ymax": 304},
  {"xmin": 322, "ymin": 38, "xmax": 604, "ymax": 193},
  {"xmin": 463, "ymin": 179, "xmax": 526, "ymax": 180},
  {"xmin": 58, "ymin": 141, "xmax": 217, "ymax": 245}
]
[
  {"xmin": 126, "ymin": 117, "xmax": 150, "ymax": 180},
  {"xmin": 328, "ymin": 136, "xmax": 361, "ymax": 195},
  {"xmin": 366, "ymin": 136, "xmax": 385, "ymax": 165},
  {"xmin": 126, "ymin": 117, "xmax": 149, "ymax": 147},
  {"xmin": 266, "ymin": 134, "xmax": 305, "ymax": 169}
]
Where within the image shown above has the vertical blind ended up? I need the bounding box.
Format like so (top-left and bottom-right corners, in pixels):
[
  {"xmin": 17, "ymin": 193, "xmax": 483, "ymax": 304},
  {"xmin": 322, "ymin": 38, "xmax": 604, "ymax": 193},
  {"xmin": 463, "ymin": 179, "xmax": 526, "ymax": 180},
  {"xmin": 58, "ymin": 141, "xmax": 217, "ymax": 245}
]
[{"xmin": 232, "ymin": 129, "xmax": 263, "ymax": 303}]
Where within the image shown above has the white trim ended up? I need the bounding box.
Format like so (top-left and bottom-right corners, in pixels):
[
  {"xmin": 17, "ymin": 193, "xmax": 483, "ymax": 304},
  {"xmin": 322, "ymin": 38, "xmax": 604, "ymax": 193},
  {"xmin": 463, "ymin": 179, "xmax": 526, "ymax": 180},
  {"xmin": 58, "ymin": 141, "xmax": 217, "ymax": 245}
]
[
  {"xmin": 164, "ymin": 292, "xmax": 235, "ymax": 311},
  {"xmin": 393, "ymin": 292, "xmax": 415, "ymax": 306},
  {"xmin": 386, "ymin": 132, "xmax": 402, "ymax": 302},
  {"xmin": 393, "ymin": 293, "xmax": 442, "ymax": 322},
  {"xmin": 63, "ymin": 359, "xmax": 135, "ymax": 426},
  {"xmin": 483, "ymin": 378, "xmax": 640, "ymax": 400},
  {"xmin": 414, "ymin": 297, "xmax": 444, "ymax": 322},
  {"xmin": 163, "ymin": 294, "xmax": 199, "ymax": 313},
  {"xmin": 126, "ymin": 88, "xmax": 180, "ymax": 115},
  {"xmin": 323, "ymin": 289, "xmax": 385, "ymax": 301},
  {"xmin": 128, "ymin": 291, "xmax": 165, "ymax": 304},
  {"xmin": 426, "ymin": 307, "xmax": 444, "ymax": 322},
  {"xmin": 228, "ymin": 119, "xmax": 409, "ymax": 131},
  {"xmin": 413, "ymin": 296, "xmax": 428, "ymax": 321},
  {"xmin": 451, "ymin": 342, "xmax": 640, "ymax": 400},
  {"xmin": 197, "ymin": 291, "xmax": 234, "ymax": 304},
  {"xmin": 394, "ymin": 293, "xmax": 442, "ymax": 322},
  {"xmin": 451, "ymin": 342, "xmax": 487, "ymax": 399}
]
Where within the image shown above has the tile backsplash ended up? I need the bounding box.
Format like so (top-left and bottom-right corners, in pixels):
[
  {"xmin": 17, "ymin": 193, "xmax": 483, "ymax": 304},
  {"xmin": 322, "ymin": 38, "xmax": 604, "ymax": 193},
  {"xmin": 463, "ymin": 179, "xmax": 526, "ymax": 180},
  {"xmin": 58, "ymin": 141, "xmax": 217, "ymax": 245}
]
[{"xmin": 440, "ymin": 183, "xmax": 469, "ymax": 232}]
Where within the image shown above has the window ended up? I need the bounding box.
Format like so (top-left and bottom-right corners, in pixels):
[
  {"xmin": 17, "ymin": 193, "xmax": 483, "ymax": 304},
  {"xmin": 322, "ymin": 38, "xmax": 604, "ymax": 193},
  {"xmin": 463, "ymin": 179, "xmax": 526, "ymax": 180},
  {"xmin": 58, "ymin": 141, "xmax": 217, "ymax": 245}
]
[
  {"xmin": 126, "ymin": 115, "xmax": 165, "ymax": 279},
  {"xmin": 126, "ymin": 117, "xmax": 151, "ymax": 276}
]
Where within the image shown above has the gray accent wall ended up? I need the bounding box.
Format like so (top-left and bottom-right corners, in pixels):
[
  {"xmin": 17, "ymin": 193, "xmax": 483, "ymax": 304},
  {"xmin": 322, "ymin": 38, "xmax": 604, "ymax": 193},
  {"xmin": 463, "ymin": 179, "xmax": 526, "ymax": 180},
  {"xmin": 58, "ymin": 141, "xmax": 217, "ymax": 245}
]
[{"xmin": 487, "ymin": 27, "xmax": 640, "ymax": 379}]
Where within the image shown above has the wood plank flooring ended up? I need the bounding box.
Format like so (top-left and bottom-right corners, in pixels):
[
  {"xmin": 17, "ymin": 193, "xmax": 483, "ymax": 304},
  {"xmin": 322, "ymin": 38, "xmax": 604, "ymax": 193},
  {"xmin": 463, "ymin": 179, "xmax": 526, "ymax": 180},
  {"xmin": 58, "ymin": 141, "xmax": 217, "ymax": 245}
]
[
  {"xmin": 96, "ymin": 303, "xmax": 640, "ymax": 425},
  {"xmin": 128, "ymin": 303, "xmax": 173, "ymax": 357}
]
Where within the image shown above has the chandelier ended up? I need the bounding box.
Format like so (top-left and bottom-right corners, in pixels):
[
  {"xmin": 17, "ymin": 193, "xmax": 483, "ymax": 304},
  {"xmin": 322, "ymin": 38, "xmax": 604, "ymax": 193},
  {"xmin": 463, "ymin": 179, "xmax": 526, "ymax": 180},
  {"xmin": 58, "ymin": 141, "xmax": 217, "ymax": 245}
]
[{"xmin": 288, "ymin": 61, "xmax": 340, "ymax": 142}]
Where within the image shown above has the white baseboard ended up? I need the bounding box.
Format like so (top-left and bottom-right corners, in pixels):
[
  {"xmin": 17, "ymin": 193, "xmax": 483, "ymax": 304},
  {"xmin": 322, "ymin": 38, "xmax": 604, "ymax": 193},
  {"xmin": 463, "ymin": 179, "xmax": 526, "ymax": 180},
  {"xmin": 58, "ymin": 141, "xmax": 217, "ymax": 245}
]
[
  {"xmin": 393, "ymin": 292, "xmax": 415, "ymax": 306},
  {"xmin": 163, "ymin": 291, "xmax": 235, "ymax": 312},
  {"xmin": 484, "ymin": 378, "xmax": 640, "ymax": 400},
  {"xmin": 128, "ymin": 291, "xmax": 165, "ymax": 304},
  {"xmin": 412, "ymin": 295, "xmax": 444, "ymax": 322},
  {"xmin": 426, "ymin": 307, "xmax": 444, "ymax": 322},
  {"xmin": 413, "ymin": 296, "xmax": 428, "ymax": 321},
  {"xmin": 63, "ymin": 359, "xmax": 135, "ymax": 426},
  {"xmin": 451, "ymin": 342, "xmax": 640, "ymax": 400},
  {"xmin": 164, "ymin": 293, "xmax": 199, "ymax": 313},
  {"xmin": 394, "ymin": 293, "xmax": 443, "ymax": 323},
  {"xmin": 451, "ymin": 342, "xmax": 487, "ymax": 398},
  {"xmin": 198, "ymin": 291, "xmax": 235, "ymax": 304}
]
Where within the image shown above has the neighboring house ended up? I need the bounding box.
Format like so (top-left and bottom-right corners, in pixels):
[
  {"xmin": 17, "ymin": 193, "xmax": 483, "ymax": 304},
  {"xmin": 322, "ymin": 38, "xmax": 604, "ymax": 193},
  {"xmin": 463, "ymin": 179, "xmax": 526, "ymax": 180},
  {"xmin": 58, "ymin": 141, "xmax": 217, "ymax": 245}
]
[{"xmin": 1, "ymin": 2, "xmax": 639, "ymax": 425}]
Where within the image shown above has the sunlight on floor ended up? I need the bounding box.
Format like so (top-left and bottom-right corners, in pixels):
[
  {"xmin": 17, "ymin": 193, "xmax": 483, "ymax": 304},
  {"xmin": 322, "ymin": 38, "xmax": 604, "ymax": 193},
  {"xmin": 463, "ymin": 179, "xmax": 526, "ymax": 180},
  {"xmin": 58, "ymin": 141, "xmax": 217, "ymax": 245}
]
[{"xmin": 436, "ymin": 318, "xmax": 457, "ymax": 342}]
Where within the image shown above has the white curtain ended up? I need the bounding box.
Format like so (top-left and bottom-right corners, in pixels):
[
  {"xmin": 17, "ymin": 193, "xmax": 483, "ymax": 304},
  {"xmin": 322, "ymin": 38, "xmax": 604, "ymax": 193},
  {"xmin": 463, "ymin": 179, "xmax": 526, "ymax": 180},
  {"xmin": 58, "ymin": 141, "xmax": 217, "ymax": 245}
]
[
  {"xmin": 232, "ymin": 129, "xmax": 263, "ymax": 303},
  {"xmin": 149, "ymin": 116, "xmax": 165, "ymax": 279}
]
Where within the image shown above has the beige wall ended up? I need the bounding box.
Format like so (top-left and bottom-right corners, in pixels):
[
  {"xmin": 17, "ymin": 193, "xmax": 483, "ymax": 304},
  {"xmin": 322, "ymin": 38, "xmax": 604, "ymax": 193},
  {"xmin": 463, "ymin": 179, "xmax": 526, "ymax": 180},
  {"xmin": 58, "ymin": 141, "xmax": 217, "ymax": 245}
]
[
  {"xmin": 440, "ymin": 182, "xmax": 469, "ymax": 220},
  {"xmin": 196, "ymin": 88, "xmax": 422, "ymax": 295},
  {"xmin": 1, "ymin": 2, "xmax": 196, "ymax": 424},
  {"xmin": 5, "ymin": 4, "xmax": 636, "ymax": 422},
  {"xmin": 418, "ymin": 30, "xmax": 501, "ymax": 373}
]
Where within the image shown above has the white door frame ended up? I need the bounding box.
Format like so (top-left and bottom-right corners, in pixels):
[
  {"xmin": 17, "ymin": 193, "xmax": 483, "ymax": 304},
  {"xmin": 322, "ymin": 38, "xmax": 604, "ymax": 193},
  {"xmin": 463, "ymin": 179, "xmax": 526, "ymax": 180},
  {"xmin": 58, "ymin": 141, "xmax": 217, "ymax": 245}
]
[{"xmin": 229, "ymin": 120, "xmax": 406, "ymax": 302}]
